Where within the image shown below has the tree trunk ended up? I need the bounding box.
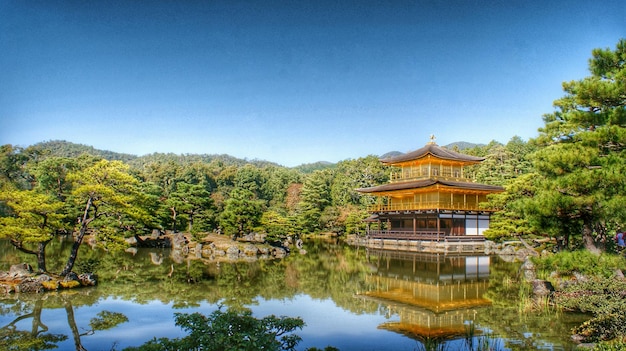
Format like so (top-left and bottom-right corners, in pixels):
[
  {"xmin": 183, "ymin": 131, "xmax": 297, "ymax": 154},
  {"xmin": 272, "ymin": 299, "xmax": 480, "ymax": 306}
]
[
  {"xmin": 582, "ymin": 216, "xmax": 601, "ymax": 255},
  {"xmin": 61, "ymin": 197, "xmax": 93, "ymax": 276},
  {"xmin": 10, "ymin": 239, "xmax": 49, "ymax": 273},
  {"xmin": 63, "ymin": 298, "xmax": 87, "ymax": 351},
  {"xmin": 187, "ymin": 211, "xmax": 194, "ymax": 232},
  {"xmin": 36, "ymin": 241, "xmax": 49, "ymax": 273},
  {"xmin": 170, "ymin": 207, "xmax": 177, "ymax": 232}
]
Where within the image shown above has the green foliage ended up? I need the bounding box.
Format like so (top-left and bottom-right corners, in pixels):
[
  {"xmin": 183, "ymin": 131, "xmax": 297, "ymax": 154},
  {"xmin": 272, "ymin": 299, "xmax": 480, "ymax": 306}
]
[
  {"xmin": 166, "ymin": 182, "xmax": 215, "ymax": 233},
  {"xmin": 34, "ymin": 140, "xmax": 137, "ymax": 163},
  {"xmin": 526, "ymin": 39, "xmax": 626, "ymax": 251},
  {"xmin": 89, "ymin": 311, "xmax": 129, "ymax": 331},
  {"xmin": 0, "ymin": 329, "xmax": 67, "ymax": 351},
  {"xmin": 75, "ymin": 258, "xmax": 100, "ymax": 274},
  {"xmin": 592, "ymin": 340, "xmax": 626, "ymax": 351},
  {"xmin": 297, "ymin": 170, "xmax": 332, "ymax": 233},
  {"xmin": 124, "ymin": 308, "xmax": 305, "ymax": 351},
  {"xmin": 220, "ymin": 188, "xmax": 265, "ymax": 240},
  {"xmin": 479, "ymin": 39, "xmax": 626, "ymax": 251},
  {"xmin": 533, "ymin": 250, "xmax": 626, "ymax": 279},
  {"xmin": 535, "ymin": 251, "xmax": 626, "ymax": 342},
  {"xmin": 554, "ymin": 277, "xmax": 626, "ymax": 343},
  {"xmin": 261, "ymin": 210, "xmax": 293, "ymax": 242},
  {"xmin": 466, "ymin": 138, "xmax": 537, "ymax": 186}
]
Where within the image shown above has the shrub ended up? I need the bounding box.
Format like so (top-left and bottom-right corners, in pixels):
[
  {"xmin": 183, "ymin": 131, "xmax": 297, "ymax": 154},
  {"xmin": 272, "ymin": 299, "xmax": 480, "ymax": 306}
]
[
  {"xmin": 124, "ymin": 307, "xmax": 305, "ymax": 351},
  {"xmin": 533, "ymin": 250, "xmax": 626, "ymax": 279}
]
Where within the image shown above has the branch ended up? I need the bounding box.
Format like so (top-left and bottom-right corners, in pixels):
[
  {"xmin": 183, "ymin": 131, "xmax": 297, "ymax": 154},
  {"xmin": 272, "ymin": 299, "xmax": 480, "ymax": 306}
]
[{"xmin": 9, "ymin": 239, "xmax": 37, "ymax": 255}]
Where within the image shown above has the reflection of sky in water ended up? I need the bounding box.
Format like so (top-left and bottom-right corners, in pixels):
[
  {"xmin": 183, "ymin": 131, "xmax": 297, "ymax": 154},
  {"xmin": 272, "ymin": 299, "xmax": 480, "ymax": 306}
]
[
  {"xmin": 251, "ymin": 294, "xmax": 416, "ymax": 350},
  {"xmin": 1, "ymin": 294, "xmax": 415, "ymax": 351}
]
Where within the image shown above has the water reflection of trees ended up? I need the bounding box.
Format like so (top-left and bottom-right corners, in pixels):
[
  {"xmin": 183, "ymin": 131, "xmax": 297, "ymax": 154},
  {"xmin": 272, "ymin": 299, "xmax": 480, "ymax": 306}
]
[{"xmin": 0, "ymin": 291, "xmax": 127, "ymax": 351}]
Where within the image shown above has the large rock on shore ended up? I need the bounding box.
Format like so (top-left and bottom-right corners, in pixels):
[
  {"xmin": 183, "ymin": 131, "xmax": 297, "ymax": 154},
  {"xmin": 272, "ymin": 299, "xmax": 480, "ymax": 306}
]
[{"xmin": 0, "ymin": 263, "xmax": 96, "ymax": 295}]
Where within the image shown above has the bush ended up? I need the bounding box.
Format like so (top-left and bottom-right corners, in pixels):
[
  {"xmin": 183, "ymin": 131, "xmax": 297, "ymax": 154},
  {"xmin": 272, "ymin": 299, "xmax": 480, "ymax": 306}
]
[
  {"xmin": 124, "ymin": 307, "xmax": 305, "ymax": 351},
  {"xmin": 554, "ymin": 277, "xmax": 626, "ymax": 343},
  {"xmin": 533, "ymin": 250, "xmax": 626, "ymax": 279}
]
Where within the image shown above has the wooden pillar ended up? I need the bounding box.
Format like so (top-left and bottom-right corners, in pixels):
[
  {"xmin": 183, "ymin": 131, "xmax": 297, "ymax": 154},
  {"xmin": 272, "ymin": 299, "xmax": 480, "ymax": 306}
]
[{"xmin": 437, "ymin": 212, "xmax": 441, "ymax": 242}]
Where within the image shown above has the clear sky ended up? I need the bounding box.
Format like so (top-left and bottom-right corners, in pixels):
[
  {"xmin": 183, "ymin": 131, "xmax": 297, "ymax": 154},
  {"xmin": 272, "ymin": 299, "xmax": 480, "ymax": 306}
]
[{"xmin": 1, "ymin": 1, "xmax": 624, "ymax": 166}]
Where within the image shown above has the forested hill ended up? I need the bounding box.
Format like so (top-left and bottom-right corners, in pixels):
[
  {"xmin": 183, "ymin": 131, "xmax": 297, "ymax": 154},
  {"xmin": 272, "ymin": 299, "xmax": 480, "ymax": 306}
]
[
  {"xmin": 33, "ymin": 140, "xmax": 298, "ymax": 169},
  {"xmin": 35, "ymin": 140, "xmax": 138, "ymax": 163},
  {"xmin": 31, "ymin": 140, "xmax": 482, "ymax": 170}
]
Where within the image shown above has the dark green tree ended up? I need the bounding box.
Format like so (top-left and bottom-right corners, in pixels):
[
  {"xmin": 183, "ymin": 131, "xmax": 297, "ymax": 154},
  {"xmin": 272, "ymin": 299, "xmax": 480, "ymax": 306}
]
[
  {"xmin": 524, "ymin": 39, "xmax": 626, "ymax": 252},
  {"xmin": 297, "ymin": 170, "xmax": 332, "ymax": 233},
  {"xmin": 124, "ymin": 308, "xmax": 304, "ymax": 351},
  {"xmin": 220, "ymin": 188, "xmax": 265, "ymax": 240}
]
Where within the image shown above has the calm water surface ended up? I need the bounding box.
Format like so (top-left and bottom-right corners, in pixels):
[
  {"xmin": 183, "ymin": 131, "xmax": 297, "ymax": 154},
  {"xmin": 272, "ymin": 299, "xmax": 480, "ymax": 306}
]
[{"xmin": 0, "ymin": 239, "xmax": 586, "ymax": 350}]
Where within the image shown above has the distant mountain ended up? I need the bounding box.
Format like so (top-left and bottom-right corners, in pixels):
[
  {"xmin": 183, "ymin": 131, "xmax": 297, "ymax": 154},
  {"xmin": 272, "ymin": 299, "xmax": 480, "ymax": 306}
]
[
  {"xmin": 379, "ymin": 151, "xmax": 403, "ymax": 159},
  {"xmin": 34, "ymin": 140, "xmax": 138, "ymax": 162},
  {"xmin": 32, "ymin": 140, "xmax": 284, "ymax": 168},
  {"xmin": 292, "ymin": 161, "xmax": 335, "ymax": 173},
  {"xmin": 444, "ymin": 141, "xmax": 485, "ymax": 150},
  {"xmin": 31, "ymin": 140, "xmax": 482, "ymax": 170}
]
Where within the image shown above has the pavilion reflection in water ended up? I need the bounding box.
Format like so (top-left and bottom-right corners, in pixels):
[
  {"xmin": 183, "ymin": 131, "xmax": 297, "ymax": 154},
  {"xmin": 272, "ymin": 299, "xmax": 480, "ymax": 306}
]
[{"xmin": 358, "ymin": 249, "xmax": 491, "ymax": 341}]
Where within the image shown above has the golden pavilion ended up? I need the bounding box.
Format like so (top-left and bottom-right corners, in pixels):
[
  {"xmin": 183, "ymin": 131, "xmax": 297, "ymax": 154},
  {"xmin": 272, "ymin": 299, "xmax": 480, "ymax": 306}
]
[{"xmin": 356, "ymin": 137, "xmax": 503, "ymax": 250}]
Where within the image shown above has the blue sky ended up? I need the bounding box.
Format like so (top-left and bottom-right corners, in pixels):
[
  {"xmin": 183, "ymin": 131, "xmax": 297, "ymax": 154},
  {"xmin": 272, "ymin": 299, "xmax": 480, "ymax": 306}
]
[{"xmin": 1, "ymin": 1, "xmax": 624, "ymax": 166}]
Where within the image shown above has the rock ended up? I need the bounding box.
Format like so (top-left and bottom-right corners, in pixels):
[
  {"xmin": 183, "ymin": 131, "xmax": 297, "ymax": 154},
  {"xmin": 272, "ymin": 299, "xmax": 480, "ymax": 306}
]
[
  {"xmin": 201, "ymin": 246, "xmax": 213, "ymax": 258},
  {"xmin": 572, "ymin": 271, "xmax": 589, "ymax": 283},
  {"xmin": 64, "ymin": 272, "xmax": 79, "ymax": 281},
  {"xmin": 520, "ymin": 258, "xmax": 537, "ymax": 281},
  {"xmin": 36, "ymin": 274, "xmax": 53, "ymax": 282},
  {"xmin": 149, "ymin": 252, "xmax": 164, "ymax": 265},
  {"xmin": 226, "ymin": 246, "xmax": 240, "ymax": 259},
  {"xmin": 151, "ymin": 229, "xmax": 162, "ymax": 239},
  {"xmin": 172, "ymin": 233, "xmax": 188, "ymax": 250},
  {"xmin": 0, "ymin": 283, "xmax": 15, "ymax": 294},
  {"xmin": 243, "ymin": 244, "xmax": 259, "ymax": 256},
  {"xmin": 516, "ymin": 248, "xmax": 537, "ymax": 260},
  {"xmin": 531, "ymin": 279, "xmax": 554, "ymax": 298},
  {"xmin": 170, "ymin": 250, "xmax": 185, "ymax": 264},
  {"xmin": 499, "ymin": 245, "xmax": 516, "ymax": 256},
  {"xmin": 10, "ymin": 263, "xmax": 33, "ymax": 278},
  {"xmin": 78, "ymin": 273, "xmax": 98, "ymax": 286},
  {"xmin": 17, "ymin": 279, "xmax": 43, "ymax": 293},
  {"xmin": 272, "ymin": 247, "xmax": 287, "ymax": 259}
]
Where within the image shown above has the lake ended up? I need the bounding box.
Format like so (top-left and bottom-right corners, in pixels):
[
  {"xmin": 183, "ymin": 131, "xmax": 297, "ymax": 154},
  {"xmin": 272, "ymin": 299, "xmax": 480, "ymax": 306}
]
[{"xmin": 0, "ymin": 238, "xmax": 587, "ymax": 350}]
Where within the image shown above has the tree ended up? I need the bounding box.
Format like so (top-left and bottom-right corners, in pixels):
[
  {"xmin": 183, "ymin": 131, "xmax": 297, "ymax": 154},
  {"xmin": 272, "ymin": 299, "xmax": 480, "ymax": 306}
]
[
  {"xmin": 0, "ymin": 145, "xmax": 29, "ymax": 188},
  {"xmin": 297, "ymin": 170, "xmax": 332, "ymax": 233},
  {"xmin": 261, "ymin": 210, "xmax": 292, "ymax": 242},
  {"xmin": 166, "ymin": 182, "xmax": 214, "ymax": 233},
  {"xmin": 219, "ymin": 188, "xmax": 265, "ymax": 240},
  {"xmin": 0, "ymin": 189, "xmax": 66, "ymax": 272},
  {"xmin": 124, "ymin": 308, "xmax": 304, "ymax": 351},
  {"xmin": 61, "ymin": 160, "xmax": 147, "ymax": 276},
  {"xmin": 482, "ymin": 173, "xmax": 538, "ymax": 241},
  {"xmin": 526, "ymin": 39, "xmax": 626, "ymax": 252},
  {"xmin": 28, "ymin": 157, "xmax": 78, "ymax": 201}
]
